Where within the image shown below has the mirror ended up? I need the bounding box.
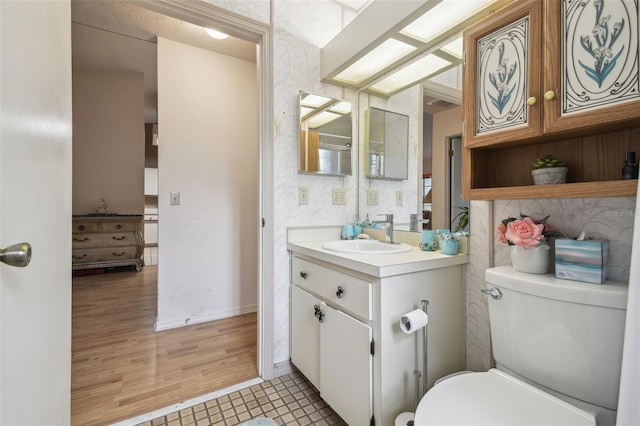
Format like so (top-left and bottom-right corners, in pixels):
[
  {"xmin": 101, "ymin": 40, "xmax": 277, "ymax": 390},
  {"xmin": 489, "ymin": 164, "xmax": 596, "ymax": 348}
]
[
  {"xmin": 299, "ymin": 92, "xmax": 353, "ymax": 176},
  {"xmin": 366, "ymin": 107, "xmax": 409, "ymax": 180}
]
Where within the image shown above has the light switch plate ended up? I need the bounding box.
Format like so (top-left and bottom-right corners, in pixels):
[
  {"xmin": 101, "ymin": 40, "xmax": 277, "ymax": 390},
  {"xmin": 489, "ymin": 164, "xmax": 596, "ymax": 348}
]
[
  {"xmin": 396, "ymin": 191, "xmax": 403, "ymax": 206},
  {"xmin": 170, "ymin": 192, "xmax": 180, "ymax": 205},
  {"xmin": 367, "ymin": 189, "xmax": 379, "ymax": 205},
  {"xmin": 298, "ymin": 187, "xmax": 308, "ymax": 205},
  {"xmin": 332, "ymin": 188, "xmax": 346, "ymax": 205}
]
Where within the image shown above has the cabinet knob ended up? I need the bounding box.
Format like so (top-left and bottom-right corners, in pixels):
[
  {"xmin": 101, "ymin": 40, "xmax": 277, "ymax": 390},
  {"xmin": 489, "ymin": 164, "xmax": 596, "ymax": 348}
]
[
  {"xmin": 526, "ymin": 97, "xmax": 537, "ymax": 106},
  {"xmin": 313, "ymin": 305, "xmax": 324, "ymax": 323},
  {"xmin": 336, "ymin": 286, "xmax": 344, "ymax": 298},
  {"xmin": 544, "ymin": 90, "xmax": 556, "ymax": 100},
  {"xmin": 300, "ymin": 271, "xmax": 308, "ymax": 279}
]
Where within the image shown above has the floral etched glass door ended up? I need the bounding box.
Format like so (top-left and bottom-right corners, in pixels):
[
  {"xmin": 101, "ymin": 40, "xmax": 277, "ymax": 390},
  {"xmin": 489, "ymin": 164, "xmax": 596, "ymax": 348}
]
[{"xmin": 544, "ymin": 0, "xmax": 640, "ymax": 133}]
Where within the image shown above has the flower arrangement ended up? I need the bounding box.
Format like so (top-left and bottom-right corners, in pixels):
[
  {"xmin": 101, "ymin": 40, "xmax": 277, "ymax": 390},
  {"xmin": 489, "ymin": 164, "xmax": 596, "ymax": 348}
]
[{"xmin": 497, "ymin": 213, "xmax": 562, "ymax": 248}]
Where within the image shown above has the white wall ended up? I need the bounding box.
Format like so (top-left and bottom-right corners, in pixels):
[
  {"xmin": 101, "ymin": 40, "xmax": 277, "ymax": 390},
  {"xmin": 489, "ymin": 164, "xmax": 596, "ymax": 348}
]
[
  {"xmin": 72, "ymin": 71, "xmax": 145, "ymax": 215},
  {"xmin": 156, "ymin": 37, "xmax": 258, "ymax": 329}
]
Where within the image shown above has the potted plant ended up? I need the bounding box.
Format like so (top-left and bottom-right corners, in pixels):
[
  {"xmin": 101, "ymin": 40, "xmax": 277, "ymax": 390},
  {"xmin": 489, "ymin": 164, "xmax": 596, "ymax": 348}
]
[{"xmin": 531, "ymin": 155, "xmax": 568, "ymax": 185}]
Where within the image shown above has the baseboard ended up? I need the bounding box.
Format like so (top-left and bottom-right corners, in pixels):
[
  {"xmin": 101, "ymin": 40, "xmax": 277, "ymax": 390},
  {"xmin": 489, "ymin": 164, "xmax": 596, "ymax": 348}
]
[
  {"xmin": 273, "ymin": 360, "xmax": 295, "ymax": 378},
  {"xmin": 154, "ymin": 304, "xmax": 257, "ymax": 332}
]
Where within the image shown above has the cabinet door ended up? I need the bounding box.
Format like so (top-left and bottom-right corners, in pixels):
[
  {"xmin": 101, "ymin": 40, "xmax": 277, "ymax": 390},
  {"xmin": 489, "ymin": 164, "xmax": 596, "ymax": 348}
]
[
  {"xmin": 463, "ymin": 0, "xmax": 543, "ymax": 148},
  {"xmin": 290, "ymin": 286, "xmax": 321, "ymax": 389},
  {"xmin": 543, "ymin": 0, "xmax": 640, "ymax": 134},
  {"xmin": 320, "ymin": 305, "xmax": 373, "ymax": 426}
]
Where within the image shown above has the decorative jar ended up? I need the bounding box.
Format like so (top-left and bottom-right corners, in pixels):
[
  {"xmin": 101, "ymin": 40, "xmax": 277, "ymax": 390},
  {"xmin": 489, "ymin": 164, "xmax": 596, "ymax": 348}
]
[{"xmin": 510, "ymin": 242, "xmax": 550, "ymax": 274}]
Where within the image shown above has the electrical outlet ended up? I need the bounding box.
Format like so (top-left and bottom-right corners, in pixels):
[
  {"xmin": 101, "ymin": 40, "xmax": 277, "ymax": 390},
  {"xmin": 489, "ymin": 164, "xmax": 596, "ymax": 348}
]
[
  {"xmin": 367, "ymin": 189, "xmax": 379, "ymax": 205},
  {"xmin": 332, "ymin": 188, "xmax": 346, "ymax": 205},
  {"xmin": 170, "ymin": 192, "xmax": 180, "ymax": 205},
  {"xmin": 396, "ymin": 191, "xmax": 403, "ymax": 206},
  {"xmin": 298, "ymin": 187, "xmax": 308, "ymax": 205}
]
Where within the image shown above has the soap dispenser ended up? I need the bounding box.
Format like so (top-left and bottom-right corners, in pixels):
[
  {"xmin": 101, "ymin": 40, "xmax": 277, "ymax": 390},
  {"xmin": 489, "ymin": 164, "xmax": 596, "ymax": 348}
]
[{"xmin": 622, "ymin": 151, "xmax": 639, "ymax": 180}]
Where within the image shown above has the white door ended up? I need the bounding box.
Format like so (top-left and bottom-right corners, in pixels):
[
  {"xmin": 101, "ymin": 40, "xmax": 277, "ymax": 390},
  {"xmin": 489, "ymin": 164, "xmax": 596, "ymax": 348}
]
[{"xmin": 0, "ymin": 1, "xmax": 72, "ymax": 424}]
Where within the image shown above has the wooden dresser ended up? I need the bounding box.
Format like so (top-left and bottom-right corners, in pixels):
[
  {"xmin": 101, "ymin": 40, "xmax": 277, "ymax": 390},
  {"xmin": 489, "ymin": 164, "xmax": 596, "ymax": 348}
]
[{"xmin": 72, "ymin": 215, "xmax": 144, "ymax": 271}]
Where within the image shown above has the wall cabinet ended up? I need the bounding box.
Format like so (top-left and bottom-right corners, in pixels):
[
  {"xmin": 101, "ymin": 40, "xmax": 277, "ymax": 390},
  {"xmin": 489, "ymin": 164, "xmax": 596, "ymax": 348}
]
[
  {"xmin": 72, "ymin": 215, "xmax": 144, "ymax": 271},
  {"xmin": 462, "ymin": 0, "xmax": 640, "ymax": 199},
  {"xmin": 289, "ymin": 253, "xmax": 465, "ymax": 426}
]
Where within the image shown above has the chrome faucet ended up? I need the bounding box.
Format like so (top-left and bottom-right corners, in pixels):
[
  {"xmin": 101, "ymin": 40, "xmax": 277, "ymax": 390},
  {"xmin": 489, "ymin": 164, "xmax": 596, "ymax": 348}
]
[{"xmin": 374, "ymin": 214, "xmax": 394, "ymax": 243}]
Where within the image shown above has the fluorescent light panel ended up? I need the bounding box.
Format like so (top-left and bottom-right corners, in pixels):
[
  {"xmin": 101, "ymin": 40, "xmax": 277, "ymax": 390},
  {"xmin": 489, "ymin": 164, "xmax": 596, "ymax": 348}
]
[
  {"xmin": 370, "ymin": 54, "xmax": 451, "ymax": 94},
  {"xmin": 204, "ymin": 28, "xmax": 229, "ymax": 39},
  {"xmin": 329, "ymin": 101, "xmax": 352, "ymax": 114},
  {"xmin": 301, "ymin": 94, "xmax": 333, "ymax": 108},
  {"xmin": 308, "ymin": 111, "xmax": 342, "ymax": 128},
  {"xmin": 401, "ymin": 0, "xmax": 496, "ymax": 43},
  {"xmin": 441, "ymin": 37, "xmax": 463, "ymax": 58},
  {"xmin": 334, "ymin": 38, "xmax": 417, "ymax": 84}
]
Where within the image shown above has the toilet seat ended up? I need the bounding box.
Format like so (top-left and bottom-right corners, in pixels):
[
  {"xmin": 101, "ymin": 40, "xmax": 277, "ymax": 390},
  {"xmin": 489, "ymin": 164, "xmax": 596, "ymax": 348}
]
[{"xmin": 414, "ymin": 369, "xmax": 595, "ymax": 426}]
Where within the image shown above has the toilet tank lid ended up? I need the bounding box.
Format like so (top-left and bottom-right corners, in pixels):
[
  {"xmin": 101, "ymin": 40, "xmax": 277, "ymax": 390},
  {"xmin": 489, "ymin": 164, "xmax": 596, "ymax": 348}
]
[{"xmin": 485, "ymin": 266, "xmax": 628, "ymax": 309}]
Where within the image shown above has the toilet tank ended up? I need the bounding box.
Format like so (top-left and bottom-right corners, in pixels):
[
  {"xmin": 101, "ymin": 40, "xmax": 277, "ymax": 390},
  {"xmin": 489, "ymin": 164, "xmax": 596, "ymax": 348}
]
[{"xmin": 485, "ymin": 266, "xmax": 628, "ymax": 411}]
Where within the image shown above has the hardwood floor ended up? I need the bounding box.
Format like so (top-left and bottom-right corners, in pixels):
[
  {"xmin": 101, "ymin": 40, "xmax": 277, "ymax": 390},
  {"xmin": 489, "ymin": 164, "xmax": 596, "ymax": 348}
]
[{"xmin": 71, "ymin": 266, "xmax": 258, "ymax": 425}]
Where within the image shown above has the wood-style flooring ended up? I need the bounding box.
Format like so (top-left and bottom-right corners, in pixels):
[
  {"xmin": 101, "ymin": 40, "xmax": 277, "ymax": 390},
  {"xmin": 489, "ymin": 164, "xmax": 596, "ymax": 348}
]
[{"xmin": 71, "ymin": 266, "xmax": 258, "ymax": 425}]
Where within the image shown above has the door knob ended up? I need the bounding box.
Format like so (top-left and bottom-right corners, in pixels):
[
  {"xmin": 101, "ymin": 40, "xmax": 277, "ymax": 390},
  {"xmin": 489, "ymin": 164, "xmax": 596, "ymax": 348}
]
[
  {"xmin": 544, "ymin": 90, "xmax": 556, "ymax": 100},
  {"xmin": 0, "ymin": 242, "xmax": 32, "ymax": 267},
  {"xmin": 526, "ymin": 97, "xmax": 537, "ymax": 106}
]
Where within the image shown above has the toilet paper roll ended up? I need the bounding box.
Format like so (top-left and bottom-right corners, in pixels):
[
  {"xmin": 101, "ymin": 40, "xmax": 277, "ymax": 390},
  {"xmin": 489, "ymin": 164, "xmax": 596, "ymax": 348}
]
[
  {"xmin": 395, "ymin": 411, "xmax": 414, "ymax": 426},
  {"xmin": 400, "ymin": 309, "xmax": 428, "ymax": 334}
]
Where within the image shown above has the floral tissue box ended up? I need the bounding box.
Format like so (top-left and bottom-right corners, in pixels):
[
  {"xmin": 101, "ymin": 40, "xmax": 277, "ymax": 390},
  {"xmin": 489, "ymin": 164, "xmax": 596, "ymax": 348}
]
[{"xmin": 555, "ymin": 239, "xmax": 609, "ymax": 284}]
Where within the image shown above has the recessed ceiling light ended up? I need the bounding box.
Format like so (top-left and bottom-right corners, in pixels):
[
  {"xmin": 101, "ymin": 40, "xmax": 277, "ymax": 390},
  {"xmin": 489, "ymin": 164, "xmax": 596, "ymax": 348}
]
[
  {"xmin": 205, "ymin": 28, "xmax": 229, "ymax": 40},
  {"xmin": 401, "ymin": 0, "xmax": 496, "ymax": 42},
  {"xmin": 370, "ymin": 54, "xmax": 451, "ymax": 94},
  {"xmin": 334, "ymin": 38, "xmax": 417, "ymax": 85}
]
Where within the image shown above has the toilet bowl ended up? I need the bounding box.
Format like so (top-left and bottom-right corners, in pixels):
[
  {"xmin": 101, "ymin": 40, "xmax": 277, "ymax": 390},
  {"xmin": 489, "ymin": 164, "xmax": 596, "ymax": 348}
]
[
  {"xmin": 412, "ymin": 266, "xmax": 627, "ymax": 426},
  {"xmin": 414, "ymin": 369, "xmax": 595, "ymax": 426}
]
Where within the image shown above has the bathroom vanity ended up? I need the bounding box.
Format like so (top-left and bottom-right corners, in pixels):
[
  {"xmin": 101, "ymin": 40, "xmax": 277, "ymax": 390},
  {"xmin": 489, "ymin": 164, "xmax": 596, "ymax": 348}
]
[{"xmin": 288, "ymin": 238, "xmax": 468, "ymax": 426}]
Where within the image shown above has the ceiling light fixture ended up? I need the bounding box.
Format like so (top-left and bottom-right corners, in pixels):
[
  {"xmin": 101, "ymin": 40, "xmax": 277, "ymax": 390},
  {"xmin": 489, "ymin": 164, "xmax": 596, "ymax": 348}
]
[
  {"xmin": 205, "ymin": 28, "xmax": 229, "ymax": 40},
  {"xmin": 321, "ymin": 0, "xmax": 509, "ymax": 97}
]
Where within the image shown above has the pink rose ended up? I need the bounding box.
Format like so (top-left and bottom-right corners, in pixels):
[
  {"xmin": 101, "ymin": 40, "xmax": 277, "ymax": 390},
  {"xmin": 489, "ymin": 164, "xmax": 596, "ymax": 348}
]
[
  {"xmin": 497, "ymin": 222, "xmax": 508, "ymax": 244},
  {"xmin": 505, "ymin": 217, "xmax": 544, "ymax": 248}
]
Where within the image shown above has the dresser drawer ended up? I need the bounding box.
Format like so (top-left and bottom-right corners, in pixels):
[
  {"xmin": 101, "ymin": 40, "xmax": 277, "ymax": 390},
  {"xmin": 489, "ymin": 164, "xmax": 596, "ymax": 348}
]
[
  {"xmin": 72, "ymin": 232, "xmax": 136, "ymax": 248},
  {"xmin": 72, "ymin": 222, "xmax": 99, "ymax": 233},
  {"xmin": 292, "ymin": 257, "xmax": 372, "ymax": 321},
  {"xmin": 102, "ymin": 221, "xmax": 137, "ymax": 232},
  {"xmin": 72, "ymin": 246, "xmax": 139, "ymax": 264}
]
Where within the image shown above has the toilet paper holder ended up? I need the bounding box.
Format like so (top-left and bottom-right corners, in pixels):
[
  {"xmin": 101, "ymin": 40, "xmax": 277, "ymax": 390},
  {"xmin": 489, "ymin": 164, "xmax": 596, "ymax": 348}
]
[{"xmin": 400, "ymin": 300, "xmax": 429, "ymax": 408}]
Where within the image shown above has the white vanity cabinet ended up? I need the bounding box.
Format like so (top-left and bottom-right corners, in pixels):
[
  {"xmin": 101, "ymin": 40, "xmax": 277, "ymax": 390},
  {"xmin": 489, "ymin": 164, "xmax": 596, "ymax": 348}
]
[{"xmin": 289, "ymin": 246, "xmax": 467, "ymax": 426}]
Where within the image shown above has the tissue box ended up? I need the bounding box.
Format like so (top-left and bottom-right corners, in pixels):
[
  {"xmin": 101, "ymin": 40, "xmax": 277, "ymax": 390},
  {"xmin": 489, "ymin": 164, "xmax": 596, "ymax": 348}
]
[{"xmin": 555, "ymin": 239, "xmax": 609, "ymax": 284}]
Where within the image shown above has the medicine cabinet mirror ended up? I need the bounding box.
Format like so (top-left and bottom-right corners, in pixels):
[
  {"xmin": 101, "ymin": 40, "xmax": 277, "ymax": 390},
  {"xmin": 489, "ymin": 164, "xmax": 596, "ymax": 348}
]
[
  {"xmin": 366, "ymin": 107, "xmax": 409, "ymax": 180},
  {"xmin": 299, "ymin": 91, "xmax": 353, "ymax": 176}
]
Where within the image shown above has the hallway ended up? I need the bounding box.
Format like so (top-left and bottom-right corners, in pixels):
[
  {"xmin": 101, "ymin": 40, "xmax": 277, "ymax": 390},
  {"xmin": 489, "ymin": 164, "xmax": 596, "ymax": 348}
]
[{"xmin": 71, "ymin": 266, "xmax": 258, "ymax": 425}]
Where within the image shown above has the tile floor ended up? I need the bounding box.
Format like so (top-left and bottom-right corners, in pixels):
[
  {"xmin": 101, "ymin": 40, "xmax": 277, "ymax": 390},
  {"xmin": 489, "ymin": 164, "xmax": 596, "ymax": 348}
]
[{"xmin": 137, "ymin": 371, "xmax": 347, "ymax": 426}]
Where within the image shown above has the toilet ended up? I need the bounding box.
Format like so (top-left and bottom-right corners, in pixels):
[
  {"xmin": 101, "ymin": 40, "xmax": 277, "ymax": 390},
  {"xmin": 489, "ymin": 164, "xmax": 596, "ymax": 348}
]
[{"xmin": 413, "ymin": 266, "xmax": 628, "ymax": 426}]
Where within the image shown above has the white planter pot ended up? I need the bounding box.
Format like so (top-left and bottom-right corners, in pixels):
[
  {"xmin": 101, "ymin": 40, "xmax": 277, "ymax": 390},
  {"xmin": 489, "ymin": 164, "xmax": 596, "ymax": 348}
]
[
  {"xmin": 531, "ymin": 167, "xmax": 568, "ymax": 185},
  {"xmin": 510, "ymin": 243, "xmax": 550, "ymax": 274}
]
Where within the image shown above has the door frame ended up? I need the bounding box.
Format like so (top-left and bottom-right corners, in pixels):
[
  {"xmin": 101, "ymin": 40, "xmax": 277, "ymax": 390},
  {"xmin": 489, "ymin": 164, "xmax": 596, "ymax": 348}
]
[{"xmin": 140, "ymin": 0, "xmax": 275, "ymax": 379}]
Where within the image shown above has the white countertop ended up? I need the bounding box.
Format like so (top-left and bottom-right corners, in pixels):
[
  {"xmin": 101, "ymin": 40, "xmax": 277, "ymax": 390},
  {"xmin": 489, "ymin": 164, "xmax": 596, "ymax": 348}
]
[{"xmin": 288, "ymin": 240, "xmax": 469, "ymax": 278}]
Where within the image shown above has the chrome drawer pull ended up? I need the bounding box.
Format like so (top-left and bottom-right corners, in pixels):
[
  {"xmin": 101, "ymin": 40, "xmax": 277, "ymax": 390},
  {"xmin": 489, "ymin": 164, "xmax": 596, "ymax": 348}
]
[
  {"xmin": 112, "ymin": 236, "xmax": 127, "ymax": 241},
  {"xmin": 74, "ymin": 237, "xmax": 88, "ymax": 242},
  {"xmin": 112, "ymin": 252, "xmax": 126, "ymax": 257}
]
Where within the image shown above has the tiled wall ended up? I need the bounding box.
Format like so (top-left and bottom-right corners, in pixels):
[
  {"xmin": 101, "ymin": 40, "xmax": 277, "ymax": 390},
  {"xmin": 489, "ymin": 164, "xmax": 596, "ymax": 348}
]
[{"xmin": 466, "ymin": 195, "xmax": 637, "ymax": 370}]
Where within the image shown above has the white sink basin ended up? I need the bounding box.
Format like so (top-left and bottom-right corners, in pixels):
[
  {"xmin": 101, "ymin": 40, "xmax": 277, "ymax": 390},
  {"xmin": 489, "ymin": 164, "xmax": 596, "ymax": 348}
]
[{"xmin": 322, "ymin": 240, "xmax": 413, "ymax": 254}]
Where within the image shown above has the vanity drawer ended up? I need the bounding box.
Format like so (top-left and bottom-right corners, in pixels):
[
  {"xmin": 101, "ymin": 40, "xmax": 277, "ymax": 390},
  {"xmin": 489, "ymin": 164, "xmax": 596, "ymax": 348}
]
[
  {"xmin": 72, "ymin": 246, "xmax": 138, "ymax": 264},
  {"xmin": 72, "ymin": 232, "xmax": 135, "ymax": 247},
  {"xmin": 102, "ymin": 221, "xmax": 137, "ymax": 232},
  {"xmin": 72, "ymin": 222, "xmax": 99, "ymax": 233},
  {"xmin": 292, "ymin": 257, "xmax": 372, "ymax": 321}
]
